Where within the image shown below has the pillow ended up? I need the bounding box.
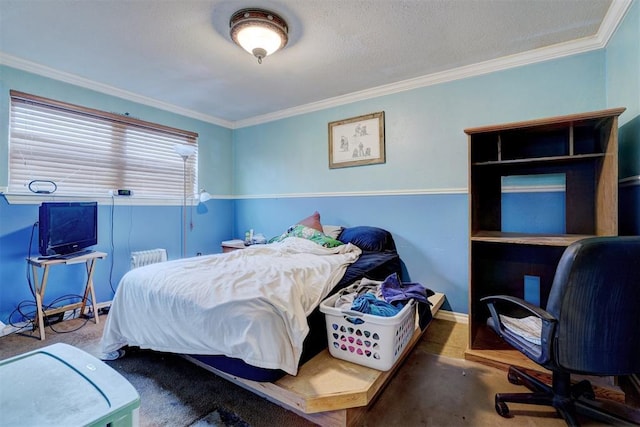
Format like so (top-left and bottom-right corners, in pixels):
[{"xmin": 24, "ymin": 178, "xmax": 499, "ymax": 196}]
[
  {"xmin": 270, "ymin": 224, "xmax": 344, "ymax": 248},
  {"xmin": 297, "ymin": 211, "xmax": 323, "ymax": 232},
  {"xmin": 338, "ymin": 226, "xmax": 397, "ymax": 252},
  {"xmin": 322, "ymin": 225, "xmax": 343, "ymax": 239}
]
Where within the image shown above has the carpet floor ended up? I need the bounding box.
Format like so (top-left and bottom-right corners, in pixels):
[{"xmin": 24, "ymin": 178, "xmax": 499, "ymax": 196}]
[{"xmin": 0, "ymin": 315, "xmax": 618, "ymax": 426}]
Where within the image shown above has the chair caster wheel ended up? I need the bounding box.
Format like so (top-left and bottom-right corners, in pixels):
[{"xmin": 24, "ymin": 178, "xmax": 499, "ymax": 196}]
[
  {"xmin": 495, "ymin": 401, "xmax": 510, "ymax": 417},
  {"xmin": 507, "ymin": 369, "xmax": 521, "ymax": 385},
  {"xmin": 572, "ymin": 380, "xmax": 595, "ymax": 400}
]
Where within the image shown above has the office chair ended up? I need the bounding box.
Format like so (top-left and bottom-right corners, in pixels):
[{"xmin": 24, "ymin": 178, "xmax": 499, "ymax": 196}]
[{"xmin": 482, "ymin": 236, "xmax": 640, "ymax": 426}]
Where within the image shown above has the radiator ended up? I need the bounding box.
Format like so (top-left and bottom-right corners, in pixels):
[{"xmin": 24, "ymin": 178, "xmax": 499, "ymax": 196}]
[{"xmin": 130, "ymin": 248, "xmax": 168, "ymax": 269}]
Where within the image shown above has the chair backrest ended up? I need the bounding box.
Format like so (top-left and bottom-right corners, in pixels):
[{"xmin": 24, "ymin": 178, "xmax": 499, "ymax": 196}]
[{"xmin": 546, "ymin": 236, "xmax": 640, "ymax": 375}]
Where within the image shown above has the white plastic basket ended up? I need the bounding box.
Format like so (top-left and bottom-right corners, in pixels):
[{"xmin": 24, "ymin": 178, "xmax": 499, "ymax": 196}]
[{"xmin": 319, "ymin": 292, "xmax": 416, "ymax": 371}]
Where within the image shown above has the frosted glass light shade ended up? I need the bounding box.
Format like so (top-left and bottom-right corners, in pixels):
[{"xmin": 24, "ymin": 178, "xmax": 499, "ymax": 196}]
[
  {"xmin": 198, "ymin": 190, "xmax": 212, "ymax": 203},
  {"xmin": 174, "ymin": 144, "xmax": 196, "ymax": 160},
  {"xmin": 230, "ymin": 9, "xmax": 288, "ymax": 64},
  {"xmin": 236, "ymin": 26, "xmax": 282, "ymax": 57}
]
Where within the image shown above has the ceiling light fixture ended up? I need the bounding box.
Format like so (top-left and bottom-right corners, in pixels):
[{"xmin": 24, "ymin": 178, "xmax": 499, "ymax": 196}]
[{"xmin": 229, "ymin": 8, "xmax": 288, "ymax": 64}]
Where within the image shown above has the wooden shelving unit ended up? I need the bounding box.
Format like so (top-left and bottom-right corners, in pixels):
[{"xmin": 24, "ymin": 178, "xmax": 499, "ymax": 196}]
[{"xmin": 464, "ymin": 108, "xmax": 625, "ymax": 370}]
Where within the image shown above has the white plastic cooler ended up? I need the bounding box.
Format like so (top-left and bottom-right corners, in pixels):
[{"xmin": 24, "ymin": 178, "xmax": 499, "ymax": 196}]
[{"xmin": 0, "ymin": 343, "xmax": 140, "ymax": 426}]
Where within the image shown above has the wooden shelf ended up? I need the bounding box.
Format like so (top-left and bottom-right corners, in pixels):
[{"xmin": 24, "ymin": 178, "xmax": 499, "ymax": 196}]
[
  {"xmin": 471, "ymin": 231, "xmax": 593, "ymax": 246},
  {"xmin": 465, "ymin": 108, "xmax": 623, "ymax": 369},
  {"xmin": 472, "ymin": 152, "xmax": 606, "ymax": 167},
  {"xmin": 464, "ymin": 107, "xmax": 626, "ymax": 135}
]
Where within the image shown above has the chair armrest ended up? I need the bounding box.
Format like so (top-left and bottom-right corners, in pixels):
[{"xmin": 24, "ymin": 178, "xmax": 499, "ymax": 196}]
[
  {"xmin": 481, "ymin": 294, "xmax": 557, "ymax": 365},
  {"xmin": 481, "ymin": 295, "xmax": 555, "ymax": 322}
]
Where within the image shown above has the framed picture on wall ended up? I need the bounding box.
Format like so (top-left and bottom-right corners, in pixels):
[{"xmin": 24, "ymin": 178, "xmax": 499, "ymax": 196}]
[{"xmin": 328, "ymin": 111, "xmax": 385, "ymax": 169}]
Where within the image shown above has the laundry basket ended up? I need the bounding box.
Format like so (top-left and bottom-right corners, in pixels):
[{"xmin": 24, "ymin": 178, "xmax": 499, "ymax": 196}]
[{"xmin": 319, "ymin": 292, "xmax": 417, "ymax": 371}]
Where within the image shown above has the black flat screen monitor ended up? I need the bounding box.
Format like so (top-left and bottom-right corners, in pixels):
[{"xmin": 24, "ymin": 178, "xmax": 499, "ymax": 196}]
[{"xmin": 38, "ymin": 201, "xmax": 98, "ymax": 256}]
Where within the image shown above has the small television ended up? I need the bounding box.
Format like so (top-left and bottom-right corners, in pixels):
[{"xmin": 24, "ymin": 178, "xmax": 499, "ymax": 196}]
[{"xmin": 39, "ymin": 201, "xmax": 98, "ymax": 256}]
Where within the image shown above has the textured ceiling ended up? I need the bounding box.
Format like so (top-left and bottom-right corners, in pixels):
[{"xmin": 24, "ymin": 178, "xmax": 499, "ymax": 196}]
[{"xmin": 0, "ymin": 0, "xmax": 620, "ymax": 126}]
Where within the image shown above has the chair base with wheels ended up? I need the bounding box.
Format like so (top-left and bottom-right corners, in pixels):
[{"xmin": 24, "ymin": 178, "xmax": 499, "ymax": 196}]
[{"xmin": 495, "ymin": 366, "xmax": 640, "ymax": 426}]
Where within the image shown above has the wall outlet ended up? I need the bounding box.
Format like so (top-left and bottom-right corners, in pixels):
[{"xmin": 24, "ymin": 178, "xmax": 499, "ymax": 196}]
[{"xmin": 44, "ymin": 312, "xmax": 64, "ymax": 326}]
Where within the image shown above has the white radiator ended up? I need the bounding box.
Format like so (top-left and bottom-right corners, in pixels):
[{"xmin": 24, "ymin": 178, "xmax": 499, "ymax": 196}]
[{"xmin": 130, "ymin": 248, "xmax": 168, "ymax": 269}]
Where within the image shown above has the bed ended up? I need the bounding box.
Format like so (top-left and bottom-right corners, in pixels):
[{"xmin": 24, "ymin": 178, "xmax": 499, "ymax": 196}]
[{"xmin": 101, "ymin": 222, "xmax": 409, "ymax": 382}]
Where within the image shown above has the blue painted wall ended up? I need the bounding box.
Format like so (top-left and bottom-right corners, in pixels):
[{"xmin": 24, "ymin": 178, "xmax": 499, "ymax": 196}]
[
  {"xmin": 233, "ymin": 53, "xmax": 606, "ymax": 196},
  {"xmin": 1, "ymin": 3, "xmax": 638, "ymax": 323},
  {"xmin": 0, "ymin": 66, "xmax": 235, "ymax": 324},
  {"xmin": 607, "ymin": 1, "xmax": 640, "ymax": 235},
  {"xmin": 232, "ymin": 52, "xmax": 607, "ymax": 314},
  {"xmin": 0, "ymin": 197, "xmax": 233, "ymax": 324},
  {"xmin": 0, "ymin": 66, "xmax": 234, "ymax": 194},
  {"xmin": 234, "ymin": 194, "xmax": 469, "ymax": 312}
]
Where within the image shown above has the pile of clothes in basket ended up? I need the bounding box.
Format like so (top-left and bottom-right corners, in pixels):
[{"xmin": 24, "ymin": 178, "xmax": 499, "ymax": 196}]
[{"xmin": 333, "ymin": 273, "xmax": 435, "ymax": 329}]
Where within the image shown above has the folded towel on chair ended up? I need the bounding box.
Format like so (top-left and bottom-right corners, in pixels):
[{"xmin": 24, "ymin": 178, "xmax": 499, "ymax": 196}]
[{"xmin": 499, "ymin": 315, "xmax": 542, "ymax": 345}]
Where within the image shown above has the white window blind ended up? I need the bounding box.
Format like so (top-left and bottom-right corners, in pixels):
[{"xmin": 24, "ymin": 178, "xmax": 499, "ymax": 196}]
[{"xmin": 8, "ymin": 90, "xmax": 198, "ymax": 200}]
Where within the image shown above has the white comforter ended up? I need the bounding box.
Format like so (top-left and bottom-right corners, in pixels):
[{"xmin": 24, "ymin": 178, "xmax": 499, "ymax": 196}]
[{"xmin": 101, "ymin": 238, "xmax": 361, "ymax": 375}]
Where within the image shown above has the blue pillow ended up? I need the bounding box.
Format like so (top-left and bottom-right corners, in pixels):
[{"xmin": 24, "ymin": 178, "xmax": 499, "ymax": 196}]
[{"xmin": 337, "ymin": 226, "xmax": 396, "ymax": 252}]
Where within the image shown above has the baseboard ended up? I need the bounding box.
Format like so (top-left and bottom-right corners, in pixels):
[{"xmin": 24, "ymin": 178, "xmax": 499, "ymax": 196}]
[
  {"xmin": 95, "ymin": 301, "xmax": 112, "ymax": 310},
  {"xmin": 73, "ymin": 300, "xmax": 113, "ymax": 319},
  {"xmin": 0, "ymin": 321, "xmax": 29, "ymax": 337},
  {"xmin": 434, "ymin": 310, "xmax": 468, "ymax": 324}
]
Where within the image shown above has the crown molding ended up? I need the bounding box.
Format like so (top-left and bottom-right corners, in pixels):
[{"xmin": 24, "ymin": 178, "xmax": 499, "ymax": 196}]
[
  {"xmin": 235, "ymin": 0, "xmax": 633, "ymax": 128},
  {"xmin": 0, "ymin": 53, "xmax": 233, "ymax": 129},
  {"xmin": 236, "ymin": 37, "xmax": 602, "ymax": 128},
  {"xmin": 0, "ymin": 0, "xmax": 632, "ymax": 130},
  {"xmin": 598, "ymin": 0, "xmax": 635, "ymax": 44}
]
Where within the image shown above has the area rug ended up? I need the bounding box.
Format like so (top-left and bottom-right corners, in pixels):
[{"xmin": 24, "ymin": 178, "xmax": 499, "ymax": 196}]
[{"xmin": 104, "ymin": 348, "xmax": 313, "ymax": 427}]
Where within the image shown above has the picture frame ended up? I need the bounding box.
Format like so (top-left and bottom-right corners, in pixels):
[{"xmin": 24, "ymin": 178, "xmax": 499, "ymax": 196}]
[{"xmin": 328, "ymin": 111, "xmax": 385, "ymax": 169}]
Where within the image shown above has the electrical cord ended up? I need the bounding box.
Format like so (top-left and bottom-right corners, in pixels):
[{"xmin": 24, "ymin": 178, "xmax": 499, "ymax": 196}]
[
  {"xmin": 10, "ymin": 294, "xmax": 93, "ymax": 335},
  {"xmin": 8, "ymin": 301, "xmax": 36, "ymax": 332},
  {"xmin": 108, "ymin": 194, "xmax": 116, "ymax": 294},
  {"xmin": 28, "ymin": 179, "xmax": 57, "ymax": 194},
  {"xmin": 45, "ymin": 294, "xmax": 91, "ymax": 334},
  {"xmin": 26, "ymin": 222, "xmax": 38, "ymax": 299},
  {"xmin": 15, "ymin": 224, "xmax": 92, "ymax": 335}
]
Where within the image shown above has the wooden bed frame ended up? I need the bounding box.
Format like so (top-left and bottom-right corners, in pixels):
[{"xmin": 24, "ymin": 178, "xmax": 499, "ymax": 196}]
[{"xmin": 185, "ymin": 292, "xmax": 445, "ymax": 427}]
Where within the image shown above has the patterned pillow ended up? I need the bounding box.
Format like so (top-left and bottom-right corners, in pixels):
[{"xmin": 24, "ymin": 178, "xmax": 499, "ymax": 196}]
[{"xmin": 270, "ymin": 224, "xmax": 344, "ymax": 248}]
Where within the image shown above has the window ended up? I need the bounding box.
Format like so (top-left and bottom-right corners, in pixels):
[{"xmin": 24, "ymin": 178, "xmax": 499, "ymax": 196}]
[{"xmin": 8, "ymin": 90, "xmax": 198, "ymax": 201}]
